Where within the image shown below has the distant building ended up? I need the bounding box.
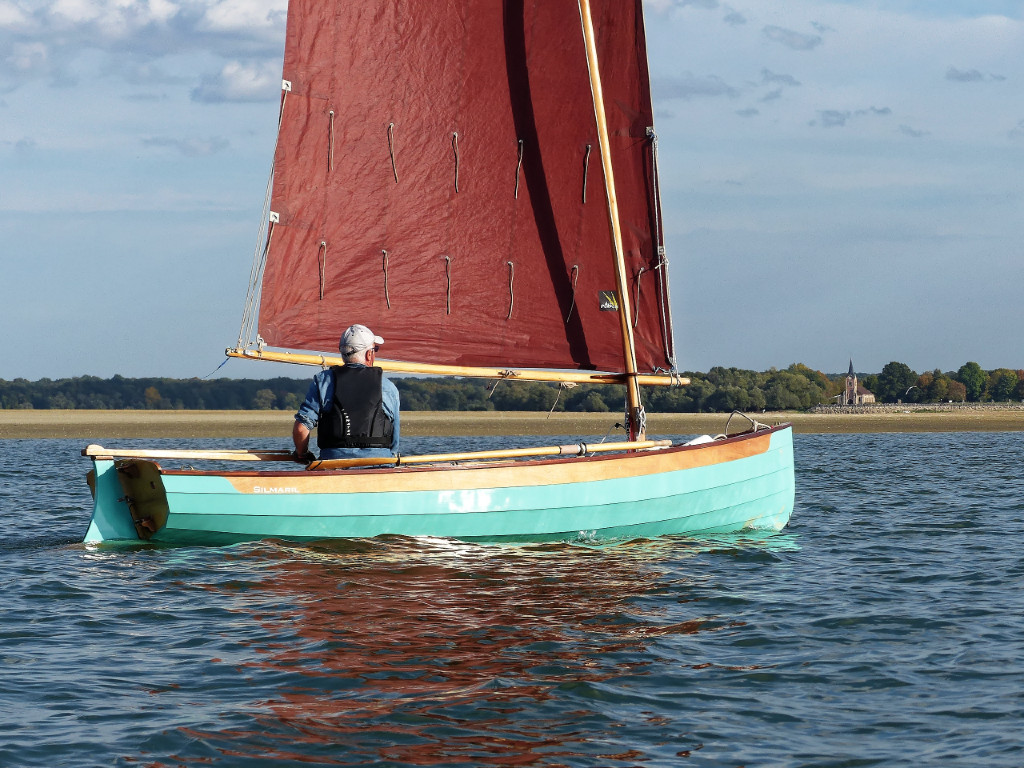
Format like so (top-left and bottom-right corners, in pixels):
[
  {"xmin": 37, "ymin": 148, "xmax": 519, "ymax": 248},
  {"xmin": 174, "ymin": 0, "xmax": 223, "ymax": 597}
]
[{"xmin": 843, "ymin": 360, "xmax": 876, "ymax": 405}]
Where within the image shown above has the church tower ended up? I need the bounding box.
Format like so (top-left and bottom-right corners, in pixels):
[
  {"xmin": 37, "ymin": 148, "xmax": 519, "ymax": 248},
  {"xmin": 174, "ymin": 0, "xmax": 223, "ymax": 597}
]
[{"xmin": 845, "ymin": 360, "xmax": 858, "ymax": 406}]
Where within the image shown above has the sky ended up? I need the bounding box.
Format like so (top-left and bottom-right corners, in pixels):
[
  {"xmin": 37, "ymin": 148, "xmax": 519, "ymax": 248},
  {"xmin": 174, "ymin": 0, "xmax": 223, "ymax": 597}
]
[{"xmin": 1, "ymin": 0, "xmax": 1022, "ymax": 380}]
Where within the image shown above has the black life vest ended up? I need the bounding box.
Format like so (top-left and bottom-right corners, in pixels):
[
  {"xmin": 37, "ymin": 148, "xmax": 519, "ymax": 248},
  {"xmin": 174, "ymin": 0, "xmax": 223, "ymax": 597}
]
[{"xmin": 317, "ymin": 366, "xmax": 394, "ymax": 450}]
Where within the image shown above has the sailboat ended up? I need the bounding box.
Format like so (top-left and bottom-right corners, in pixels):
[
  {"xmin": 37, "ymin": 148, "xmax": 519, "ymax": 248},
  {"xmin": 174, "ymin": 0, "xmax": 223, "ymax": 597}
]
[{"xmin": 83, "ymin": 0, "xmax": 795, "ymax": 545}]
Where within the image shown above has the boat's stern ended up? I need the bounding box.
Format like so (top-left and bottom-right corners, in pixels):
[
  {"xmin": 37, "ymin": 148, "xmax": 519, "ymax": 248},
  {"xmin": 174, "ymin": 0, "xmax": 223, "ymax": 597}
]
[{"xmin": 84, "ymin": 449, "xmax": 169, "ymax": 543}]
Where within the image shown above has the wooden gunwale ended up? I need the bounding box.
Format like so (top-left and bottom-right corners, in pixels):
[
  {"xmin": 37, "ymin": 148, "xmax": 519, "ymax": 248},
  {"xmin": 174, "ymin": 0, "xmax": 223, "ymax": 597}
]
[{"xmin": 159, "ymin": 424, "xmax": 787, "ymax": 480}]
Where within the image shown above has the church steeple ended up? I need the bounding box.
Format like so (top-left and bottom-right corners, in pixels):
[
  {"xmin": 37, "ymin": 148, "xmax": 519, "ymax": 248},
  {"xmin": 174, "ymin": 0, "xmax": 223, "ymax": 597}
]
[
  {"xmin": 845, "ymin": 360, "xmax": 858, "ymax": 405},
  {"xmin": 839, "ymin": 359, "xmax": 875, "ymax": 407}
]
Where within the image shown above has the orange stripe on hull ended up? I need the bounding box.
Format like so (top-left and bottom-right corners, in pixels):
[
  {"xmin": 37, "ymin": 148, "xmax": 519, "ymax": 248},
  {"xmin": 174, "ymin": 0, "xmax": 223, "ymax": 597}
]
[{"xmin": 198, "ymin": 430, "xmax": 776, "ymax": 496}]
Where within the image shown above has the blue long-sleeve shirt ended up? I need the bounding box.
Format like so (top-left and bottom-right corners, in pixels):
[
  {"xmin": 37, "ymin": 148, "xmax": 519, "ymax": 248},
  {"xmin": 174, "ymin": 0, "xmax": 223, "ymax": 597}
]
[{"xmin": 295, "ymin": 364, "xmax": 400, "ymax": 460}]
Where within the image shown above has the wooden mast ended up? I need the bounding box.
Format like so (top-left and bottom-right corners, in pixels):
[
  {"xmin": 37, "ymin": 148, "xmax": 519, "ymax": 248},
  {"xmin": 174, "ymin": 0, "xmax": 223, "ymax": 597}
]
[{"xmin": 577, "ymin": 0, "xmax": 645, "ymax": 440}]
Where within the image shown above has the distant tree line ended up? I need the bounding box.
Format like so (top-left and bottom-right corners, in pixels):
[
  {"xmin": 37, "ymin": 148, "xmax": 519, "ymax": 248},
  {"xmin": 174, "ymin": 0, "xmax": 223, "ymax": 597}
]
[
  {"xmin": 1, "ymin": 362, "xmax": 1020, "ymax": 412},
  {"xmin": 858, "ymin": 362, "xmax": 1024, "ymax": 405}
]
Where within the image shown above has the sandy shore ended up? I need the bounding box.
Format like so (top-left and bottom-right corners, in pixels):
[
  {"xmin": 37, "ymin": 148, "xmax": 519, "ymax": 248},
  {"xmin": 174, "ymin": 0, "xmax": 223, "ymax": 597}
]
[{"xmin": 1, "ymin": 408, "xmax": 1023, "ymax": 439}]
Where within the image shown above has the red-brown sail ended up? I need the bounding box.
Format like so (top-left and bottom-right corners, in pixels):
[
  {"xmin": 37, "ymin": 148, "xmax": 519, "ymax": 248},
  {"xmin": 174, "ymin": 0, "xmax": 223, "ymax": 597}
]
[{"xmin": 258, "ymin": 0, "xmax": 673, "ymax": 374}]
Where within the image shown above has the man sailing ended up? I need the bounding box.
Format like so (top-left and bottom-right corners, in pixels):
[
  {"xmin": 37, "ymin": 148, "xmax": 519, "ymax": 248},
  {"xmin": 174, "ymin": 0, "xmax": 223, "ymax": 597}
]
[{"xmin": 292, "ymin": 324, "xmax": 400, "ymax": 464}]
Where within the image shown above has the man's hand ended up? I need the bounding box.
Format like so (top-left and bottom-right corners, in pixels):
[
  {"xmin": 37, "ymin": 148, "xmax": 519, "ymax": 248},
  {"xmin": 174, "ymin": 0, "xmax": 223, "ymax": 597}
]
[{"xmin": 291, "ymin": 450, "xmax": 317, "ymax": 465}]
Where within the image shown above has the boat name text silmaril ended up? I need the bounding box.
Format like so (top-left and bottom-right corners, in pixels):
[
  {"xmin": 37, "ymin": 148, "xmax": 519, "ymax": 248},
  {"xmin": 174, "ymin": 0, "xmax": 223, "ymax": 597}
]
[{"xmin": 253, "ymin": 486, "xmax": 300, "ymax": 494}]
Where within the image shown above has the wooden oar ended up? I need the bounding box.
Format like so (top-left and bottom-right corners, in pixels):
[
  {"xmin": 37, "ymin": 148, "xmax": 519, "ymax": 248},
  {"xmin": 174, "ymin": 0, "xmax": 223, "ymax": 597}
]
[
  {"xmin": 82, "ymin": 445, "xmax": 296, "ymax": 462},
  {"xmin": 309, "ymin": 439, "xmax": 673, "ymax": 470},
  {"xmin": 82, "ymin": 439, "xmax": 673, "ymax": 468}
]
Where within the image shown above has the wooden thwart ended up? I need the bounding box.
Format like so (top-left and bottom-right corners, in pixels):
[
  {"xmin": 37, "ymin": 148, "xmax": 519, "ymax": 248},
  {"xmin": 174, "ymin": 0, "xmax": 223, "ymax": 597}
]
[{"xmin": 82, "ymin": 439, "xmax": 674, "ymax": 468}]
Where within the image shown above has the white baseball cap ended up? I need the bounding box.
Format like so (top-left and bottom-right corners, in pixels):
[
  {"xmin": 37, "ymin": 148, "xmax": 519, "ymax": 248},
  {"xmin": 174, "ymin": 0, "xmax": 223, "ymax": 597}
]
[{"xmin": 339, "ymin": 324, "xmax": 384, "ymax": 355}]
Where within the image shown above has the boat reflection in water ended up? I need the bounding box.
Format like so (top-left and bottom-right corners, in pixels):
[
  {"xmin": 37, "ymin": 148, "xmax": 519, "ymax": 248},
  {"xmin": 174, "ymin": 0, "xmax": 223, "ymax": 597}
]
[{"xmin": 185, "ymin": 534, "xmax": 796, "ymax": 764}]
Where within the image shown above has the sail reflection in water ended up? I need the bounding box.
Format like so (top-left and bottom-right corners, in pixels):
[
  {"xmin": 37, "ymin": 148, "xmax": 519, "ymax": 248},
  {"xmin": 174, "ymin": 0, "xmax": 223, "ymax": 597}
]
[{"xmin": 183, "ymin": 536, "xmax": 794, "ymax": 764}]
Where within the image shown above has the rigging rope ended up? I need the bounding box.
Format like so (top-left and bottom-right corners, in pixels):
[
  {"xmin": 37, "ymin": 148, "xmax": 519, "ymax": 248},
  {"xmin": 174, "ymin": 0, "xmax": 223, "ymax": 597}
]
[
  {"xmin": 382, "ymin": 249, "xmax": 391, "ymax": 309},
  {"xmin": 647, "ymin": 126, "xmax": 677, "ymax": 370},
  {"xmin": 515, "ymin": 139, "xmax": 524, "ymax": 199},
  {"xmin": 328, "ymin": 110, "xmax": 335, "ymax": 172},
  {"xmin": 565, "ymin": 264, "xmax": 579, "ymax": 322},
  {"xmin": 546, "ymin": 382, "xmax": 578, "ymax": 418},
  {"xmin": 633, "ymin": 267, "xmax": 645, "ymax": 328},
  {"xmin": 506, "ymin": 261, "xmax": 515, "ymax": 319},
  {"xmin": 654, "ymin": 368, "xmax": 687, "ymax": 387},
  {"xmin": 317, "ymin": 241, "xmax": 327, "ymax": 300},
  {"xmin": 623, "ymin": 400, "xmax": 648, "ymax": 439},
  {"xmin": 387, "ymin": 123, "xmax": 398, "ymax": 183},
  {"xmin": 442, "ymin": 255, "xmax": 452, "ymax": 315},
  {"xmin": 582, "ymin": 143, "xmax": 592, "ymax": 203},
  {"xmin": 237, "ymin": 86, "xmax": 288, "ymax": 348},
  {"xmin": 202, "ymin": 357, "xmax": 230, "ymax": 379},
  {"xmin": 451, "ymin": 132, "xmax": 460, "ymax": 192},
  {"xmin": 599, "ymin": 422, "xmax": 626, "ymax": 444},
  {"xmin": 238, "ymin": 219, "xmax": 274, "ymax": 347}
]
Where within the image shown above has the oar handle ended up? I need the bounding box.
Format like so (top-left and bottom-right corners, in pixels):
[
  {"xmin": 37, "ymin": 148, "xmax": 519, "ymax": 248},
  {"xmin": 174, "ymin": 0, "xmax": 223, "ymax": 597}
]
[{"xmin": 82, "ymin": 445, "xmax": 297, "ymax": 462}]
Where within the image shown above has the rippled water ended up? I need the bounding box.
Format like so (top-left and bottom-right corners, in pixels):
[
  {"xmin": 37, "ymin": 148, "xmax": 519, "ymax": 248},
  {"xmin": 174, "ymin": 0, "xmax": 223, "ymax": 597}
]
[{"xmin": 2, "ymin": 433, "xmax": 1023, "ymax": 767}]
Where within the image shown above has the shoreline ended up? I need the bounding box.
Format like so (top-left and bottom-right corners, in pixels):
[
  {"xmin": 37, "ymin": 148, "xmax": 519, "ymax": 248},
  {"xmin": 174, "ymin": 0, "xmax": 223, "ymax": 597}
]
[{"xmin": 1, "ymin": 408, "xmax": 1023, "ymax": 439}]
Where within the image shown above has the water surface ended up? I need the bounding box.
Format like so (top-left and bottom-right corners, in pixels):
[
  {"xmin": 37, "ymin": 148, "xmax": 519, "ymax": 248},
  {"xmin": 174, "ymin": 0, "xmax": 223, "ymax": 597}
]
[{"xmin": 1, "ymin": 433, "xmax": 1022, "ymax": 766}]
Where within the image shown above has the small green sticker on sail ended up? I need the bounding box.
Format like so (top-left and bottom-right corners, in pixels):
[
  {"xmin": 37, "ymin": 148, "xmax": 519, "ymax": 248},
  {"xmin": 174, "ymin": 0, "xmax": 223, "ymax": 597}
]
[{"xmin": 598, "ymin": 291, "xmax": 619, "ymax": 311}]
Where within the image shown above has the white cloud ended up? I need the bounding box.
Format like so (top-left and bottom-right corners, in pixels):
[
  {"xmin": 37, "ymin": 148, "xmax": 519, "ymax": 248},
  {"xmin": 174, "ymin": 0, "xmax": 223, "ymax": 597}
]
[
  {"xmin": 0, "ymin": 0, "xmax": 30, "ymax": 27},
  {"xmin": 946, "ymin": 66, "xmax": 985, "ymax": 81},
  {"xmin": 6, "ymin": 41, "xmax": 48, "ymax": 73},
  {"xmin": 946, "ymin": 66, "xmax": 1006, "ymax": 82},
  {"xmin": 811, "ymin": 106, "xmax": 891, "ymax": 128},
  {"xmin": 761, "ymin": 69, "xmax": 800, "ymax": 87},
  {"xmin": 50, "ymin": 0, "xmax": 103, "ymax": 25},
  {"xmin": 45, "ymin": 0, "xmax": 185, "ymax": 38},
  {"xmin": 899, "ymin": 125, "xmax": 929, "ymax": 138},
  {"xmin": 645, "ymin": 0, "xmax": 718, "ymax": 11},
  {"xmin": 199, "ymin": 0, "xmax": 284, "ymax": 33},
  {"xmin": 0, "ymin": 0, "xmax": 286, "ymax": 86},
  {"xmin": 762, "ymin": 25, "xmax": 822, "ymax": 51},
  {"xmin": 722, "ymin": 6, "xmax": 745, "ymax": 26},
  {"xmin": 654, "ymin": 72, "xmax": 738, "ymax": 100},
  {"xmin": 191, "ymin": 59, "xmax": 278, "ymax": 102},
  {"xmin": 141, "ymin": 135, "xmax": 228, "ymax": 155}
]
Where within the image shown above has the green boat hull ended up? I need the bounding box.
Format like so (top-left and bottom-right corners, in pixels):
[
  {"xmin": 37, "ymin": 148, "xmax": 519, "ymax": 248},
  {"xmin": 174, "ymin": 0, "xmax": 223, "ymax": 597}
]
[{"xmin": 84, "ymin": 426, "xmax": 795, "ymax": 546}]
